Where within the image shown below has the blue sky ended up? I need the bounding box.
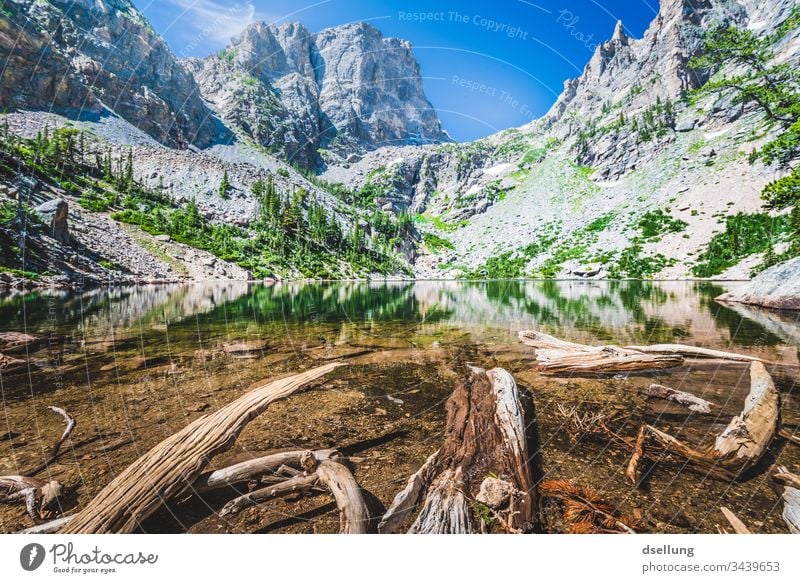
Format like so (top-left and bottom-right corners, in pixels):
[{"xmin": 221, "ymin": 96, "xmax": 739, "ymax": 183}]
[{"xmin": 132, "ymin": 0, "xmax": 659, "ymax": 141}]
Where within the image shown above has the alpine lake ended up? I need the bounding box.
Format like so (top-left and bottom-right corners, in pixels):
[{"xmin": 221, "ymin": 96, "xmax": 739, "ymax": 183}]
[{"xmin": 1, "ymin": 280, "xmax": 798, "ymax": 533}]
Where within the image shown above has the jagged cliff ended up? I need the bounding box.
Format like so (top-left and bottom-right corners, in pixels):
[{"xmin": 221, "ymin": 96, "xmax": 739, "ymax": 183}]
[
  {"xmin": 185, "ymin": 21, "xmax": 450, "ymax": 167},
  {"xmin": 0, "ymin": 0, "xmax": 226, "ymax": 148},
  {"xmin": 322, "ymin": 0, "xmax": 800, "ymax": 280}
]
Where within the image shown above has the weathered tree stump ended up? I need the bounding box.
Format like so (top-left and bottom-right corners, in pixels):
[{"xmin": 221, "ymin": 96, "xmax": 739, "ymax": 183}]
[{"xmin": 379, "ymin": 366, "xmax": 535, "ymax": 534}]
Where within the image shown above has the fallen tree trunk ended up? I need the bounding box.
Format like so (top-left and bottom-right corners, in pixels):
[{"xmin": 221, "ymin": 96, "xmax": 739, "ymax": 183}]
[
  {"xmin": 626, "ymin": 362, "xmax": 779, "ymax": 482},
  {"xmin": 536, "ymin": 351, "xmax": 684, "ymax": 375},
  {"xmin": 647, "ymin": 384, "xmax": 716, "ymax": 414},
  {"xmin": 61, "ymin": 362, "xmax": 344, "ymax": 533},
  {"xmin": 379, "ymin": 367, "xmax": 535, "ymax": 534},
  {"xmin": 0, "ymin": 332, "xmax": 39, "ymax": 352},
  {"xmin": 0, "ymin": 353, "xmax": 26, "ymax": 372},
  {"xmin": 518, "ymin": 331, "xmax": 683, "ymax": 374},
  {"xmin": 770, "ymin": 466, "xmax": 800, "ymax": 534}
]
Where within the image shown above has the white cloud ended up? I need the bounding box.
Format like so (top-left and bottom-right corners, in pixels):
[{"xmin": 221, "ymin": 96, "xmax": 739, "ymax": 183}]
[{"xmin": 166, "ymin": 0, "xmax": 260, "ymax": 44}]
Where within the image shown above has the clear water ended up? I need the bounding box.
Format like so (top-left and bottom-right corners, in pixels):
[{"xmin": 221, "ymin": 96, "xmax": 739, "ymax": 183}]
[{"xmin": 0, "ymin": 280, "xmax": 798, "ymax": 533}]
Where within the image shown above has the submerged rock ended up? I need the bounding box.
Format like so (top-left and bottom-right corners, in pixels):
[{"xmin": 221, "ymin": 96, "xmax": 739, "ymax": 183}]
[{"xmin": 717, "ymin": 257, "xmax": 800, "ymax": 311}]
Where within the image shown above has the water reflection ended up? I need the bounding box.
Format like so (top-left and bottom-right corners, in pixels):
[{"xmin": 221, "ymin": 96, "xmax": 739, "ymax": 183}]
[{"xmin": 1, "ymin": 280, "xmax": 797, "ymax": 360}]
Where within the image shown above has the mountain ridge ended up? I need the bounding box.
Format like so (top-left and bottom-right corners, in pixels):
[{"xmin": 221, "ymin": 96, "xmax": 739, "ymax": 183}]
[{"xmin": 1, "ymin": 0, "xmax": 799, "ymax": 292}]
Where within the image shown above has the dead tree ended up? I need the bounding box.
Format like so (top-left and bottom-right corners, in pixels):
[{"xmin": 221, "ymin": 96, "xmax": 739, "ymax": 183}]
[
  {"xmin": 518, "ymin": 331, "xmax": 763, "ymax": 375},
  {"xmin": 518, "ymin": 331, "xmax": 683, "ymax": 374},
  {"xmin": 193, "ymin": 448, "xmax": 340, "ymax": 492},
  {"xmin": 61, "ymin": 362, "xmax": 344, "ymax": 533},
  {"xmin": 379, "ymin": 367, "xmax": 535, "ymax": 534},
  {"xmin": 626, "ymin": 361, "xmax": 779, "ymax": 482},
  {"xmin": 219, "ymin": 454, "xmax": 369, "ymax": 534}
]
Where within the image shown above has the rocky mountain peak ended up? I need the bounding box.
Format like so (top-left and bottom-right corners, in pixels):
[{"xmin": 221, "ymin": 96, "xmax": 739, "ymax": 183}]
[
  {"xmin": 612, "ymin": 20, "xmax": 628, "ymax": 44},
  {"xmin": 0, "ymin": 0, "xmax": 226, "ymax": 149},
  {"xmin": 187, "ymin": 20, "xmax": 450, "ymax": 167}
]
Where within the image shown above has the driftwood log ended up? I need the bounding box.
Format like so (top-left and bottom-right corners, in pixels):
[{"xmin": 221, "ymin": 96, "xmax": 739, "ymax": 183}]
[
  {"xmin": 519, "ymin": 331, "xmax": 763, "ymax": 375},
  {"xmin": 61, "ymin": 362, "xmax": 343, "ymax": 533},
  {"xmin": 0, "ymin": 476, "xmax": 62, "ymax": 523},
  {"xmin": 647, "ymin": 384, "xmax": 716, "ymax": 414},
  {"xmin": 0, "ymin": 353, "xmax": 26, "ymax": 371},
  {"xmin": 625, "ymin": 344, "xmax": 762, "ymax": 362},
  {"xmin": 0, "ymin": 332, "xmax": 39, "ymax": 352},
  {"xmin": 626, "ymin": 361, "xmax": 779, "ymax": 482},
  {"xmin": 379, "ymin": 366, "xmax": 535, "ymax": 534},
  {"xmin": 25, "ymin": 406, "xmax": 76, "ymax": 476},
  {"xmin": 218, "ymin": 454, "xmax": 368, "ymax": 534},
  {"xmin": 16, "ymin": 449, "xmax": 348, "ymax": 533},
  {"xmin": 19, "ymin": 515, "xmax": 75, "ymax": 534},
  {"xmin": 770, "ymin": 466, "xmax": 800, "ymax": 534},
  {"xmin": 518, "ymin": 331, "xmax": 683, "ymax": 374},
  {"xmin": 193, "ymin": 448, "xmax": 339, "ymax": 492}
]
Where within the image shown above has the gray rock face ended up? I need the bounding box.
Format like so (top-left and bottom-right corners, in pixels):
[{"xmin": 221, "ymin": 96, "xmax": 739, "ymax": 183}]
[
  {"xmin": 717, "ymin": 258, "xmax": 800, "ymax": 310},
  {"xmin": 34, "ymin": 198, "xmax": 70, "ymax": 245},
  {"xmin": 1, "ymin": 0, "xmax": 226, "ymax": 149},
  {"xmin": 186, "ymin": 21, "xmax": 450, "ymax": 167}
]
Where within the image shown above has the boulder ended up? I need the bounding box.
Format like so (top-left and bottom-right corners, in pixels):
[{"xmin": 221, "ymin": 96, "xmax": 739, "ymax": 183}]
[
  {"xmin": 34, "ymin": 198, "xmax": 70, "ymax": 244},
  {"xmin": 716, "ymin": 257, "xmax": 800, "ymax": 311}
]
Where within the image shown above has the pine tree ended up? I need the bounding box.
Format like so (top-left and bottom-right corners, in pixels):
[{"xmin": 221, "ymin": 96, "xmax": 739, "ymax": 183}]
[
  {"xmin": 103, "ymin": 147, "xmax": 112, "ymax": 181},
  {"xmin": 219, "ymin": 169, "xmax": 230, "ymax": 198},
  {"xmin": 125, "ymin": 147, "xmax": 134, "ymax": 193},
  {"xmin": 282, "ymin": 188, "xmax": 306, "ymax": 235}
]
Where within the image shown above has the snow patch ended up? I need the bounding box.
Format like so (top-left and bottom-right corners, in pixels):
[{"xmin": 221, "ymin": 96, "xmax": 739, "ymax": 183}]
[
  {"xmin": 483, "ymin": 162, "xmax": 513, "ymax": 176},
  {"xmin": 747, "ymin": 20, "xmax": 766, "ymax": 31}
]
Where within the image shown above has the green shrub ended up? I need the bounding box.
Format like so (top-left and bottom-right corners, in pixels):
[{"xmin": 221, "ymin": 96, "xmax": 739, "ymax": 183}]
[
  {"xmin": 637, "ymin": 210, "xmax": 688, "ymax": 238},
  {"xmin": 692, "ymin": 213, "xmax": 789, "ymax": 277},
  {"xmin": 422, "ymin": 232, "xmax": 455, "ymax": 254}
]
